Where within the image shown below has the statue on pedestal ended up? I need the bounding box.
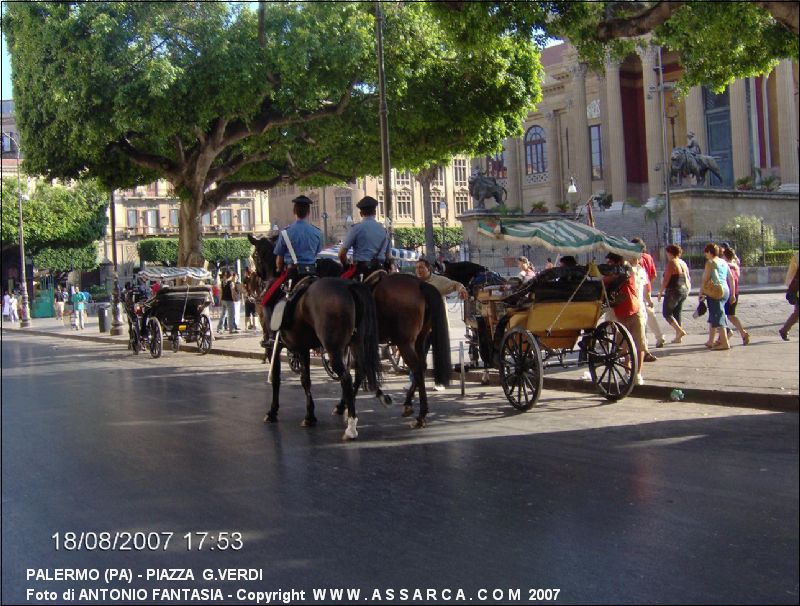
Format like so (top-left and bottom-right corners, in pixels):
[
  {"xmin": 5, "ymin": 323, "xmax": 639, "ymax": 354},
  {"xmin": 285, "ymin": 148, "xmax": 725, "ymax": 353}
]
[
  {"xmin": 670, "ymin": 132, "xmax": 722, "ymax": 186},
  {"xmin": 468, "ymin": 171, "xmax": 507, "ymax": 210}
]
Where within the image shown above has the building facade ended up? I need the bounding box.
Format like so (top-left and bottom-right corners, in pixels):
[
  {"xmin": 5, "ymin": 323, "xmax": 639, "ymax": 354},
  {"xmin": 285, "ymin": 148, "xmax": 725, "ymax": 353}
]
[{"xmin": 480, "ymin": 42, "xmax": 799, "ymax": 212}]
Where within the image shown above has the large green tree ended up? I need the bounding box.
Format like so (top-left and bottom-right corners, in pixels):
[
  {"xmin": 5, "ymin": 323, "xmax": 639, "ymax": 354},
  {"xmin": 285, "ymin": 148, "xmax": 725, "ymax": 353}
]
[
  {"xmin": 434, "ymin": 1, "xmax": 798, "ymax": 92},
  {"xmin": 4, "ymin": 2, "xmax": 540, "ymax": 266},
  {"xmin": 0, "ymin": 178, "xmax": 108, "ymax": 271}
]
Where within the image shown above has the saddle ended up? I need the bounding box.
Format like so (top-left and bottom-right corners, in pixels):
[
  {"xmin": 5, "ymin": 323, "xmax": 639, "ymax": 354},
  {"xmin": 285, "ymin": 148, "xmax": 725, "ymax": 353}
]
[
  {"xmin": 364, "ymin": 270, "xmax": 387, "ymax": 289},
  {"xmin": 270, "ymin": 276, "xmax": 315, "ymax": 332}
]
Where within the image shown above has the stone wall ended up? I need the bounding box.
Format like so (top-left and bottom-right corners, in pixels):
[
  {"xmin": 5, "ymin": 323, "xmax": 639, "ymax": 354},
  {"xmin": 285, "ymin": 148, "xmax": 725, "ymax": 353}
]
[{"xmin": 670, "ymin": 188, "xmax": 799, "ymax": 236}]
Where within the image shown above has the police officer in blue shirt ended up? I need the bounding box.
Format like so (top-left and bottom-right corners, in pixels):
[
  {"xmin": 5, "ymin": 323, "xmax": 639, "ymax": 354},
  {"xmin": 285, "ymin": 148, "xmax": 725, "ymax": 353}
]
[
  {"xmin": 274, "ymin": 195, "xmax": 323, "ymax": 279},
  {"xmin": 339, "ymin": 196, "xmax": 390, "ymax": 280}
]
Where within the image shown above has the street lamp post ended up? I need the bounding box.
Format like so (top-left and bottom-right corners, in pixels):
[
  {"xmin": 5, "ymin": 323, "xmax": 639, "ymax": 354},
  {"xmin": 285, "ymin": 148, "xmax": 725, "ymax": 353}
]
[
  {"xmin": 666, "ymin": 101, "xmax": 679, "ymax": 149},
  {"xmin": 223, "ymin": 231, "xmax": 230, "ymax": 271},
  {"xmin": 3, "ymin": 132, "xmax": 31, "ymax": 327},
  {"xmin": 109, "ymin": 190, "xmax": 124, "ymax": 335},
  {"xmin": 654, "ymin": 47, "xmax": 673, "ymax": 245},
  {"xmin": 439, "ymin": 200, "xmax": 447, "ymax": 261}
]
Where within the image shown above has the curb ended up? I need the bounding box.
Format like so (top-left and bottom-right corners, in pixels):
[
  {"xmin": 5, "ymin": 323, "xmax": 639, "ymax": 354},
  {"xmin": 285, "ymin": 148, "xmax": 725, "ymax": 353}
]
[{"xmin": 6, "ymin": 327, "xmax": 798, "ymax": 412}]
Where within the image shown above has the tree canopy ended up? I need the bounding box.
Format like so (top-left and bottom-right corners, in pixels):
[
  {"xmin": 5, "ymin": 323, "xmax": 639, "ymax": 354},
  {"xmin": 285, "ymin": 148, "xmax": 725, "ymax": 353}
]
[
  {"xmin": 433, "ymin": 1, "xmax": 798, "ymax": 92},
  {"xmin": 4, "ymin": 1, "xmax": 541, "ymax": 265}
]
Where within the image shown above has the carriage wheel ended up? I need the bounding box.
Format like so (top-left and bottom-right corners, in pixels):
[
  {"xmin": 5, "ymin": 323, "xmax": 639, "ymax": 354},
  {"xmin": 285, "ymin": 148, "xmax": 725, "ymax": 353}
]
[
  {"xmin": 147, "ymin": 318, "xmax": 162, "ymax": 359},
  {"xmin": 587, "ymin": 321, "xmax": 637, "ymax": 401},
  {"xmin": 196, "ymin": 315, "xmax": 213, "ymax": 355},
  {"xmin": 499, "ymin": 327, "xmax": 543, "ymax": 411},
  {"xmin": 288, "ymin": 350, "xmax": 303, "ymax": 375},
  {"xmin": 322, "ymin": 348, "xmax": 351, "ymax": 381},
  {"xmin": 171, "ymin": 332, "xmax": 181, "ymax": 353},
  {"xmin": 387, "ymin": 344, "xmax": 408, "ymax": 373}
]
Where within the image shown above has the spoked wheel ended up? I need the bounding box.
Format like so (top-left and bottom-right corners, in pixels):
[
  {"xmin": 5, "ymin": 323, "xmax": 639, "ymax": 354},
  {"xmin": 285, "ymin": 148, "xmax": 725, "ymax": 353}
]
[
  {"xmin": 587, "ymin": 321, "xmax": 638, "ymax": 401},
  {"xmin": 171, "ymin": 332, "xmax": 181, "ymax": 353},
  {"xmin": 196, "ymin": 315, "xmax": 213, "ymax": 355},
  {"xmin": 288, "ymin": 350, "xmax": 303, "ymax": 375},
  {"xmin": 499, "ymin": 327, "xmax": 543, "ymax": 411},
  {"xmin": 322, "ymin": 348, "xmax": 351, "ymax": 381},
  {"xmin": 387, "ymin": 344, "xmax": 408, "ymax": 373},
  {"xmin": 147, "ymin": 317, "xmax": 163, "ymax": 359}
]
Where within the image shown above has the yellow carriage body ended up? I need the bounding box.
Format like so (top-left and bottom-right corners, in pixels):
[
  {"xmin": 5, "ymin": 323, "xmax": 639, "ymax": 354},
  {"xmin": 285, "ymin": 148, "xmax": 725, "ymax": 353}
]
[{"xmin": 507, "ymin": 300, "xmax": 602, "ymax": 351}]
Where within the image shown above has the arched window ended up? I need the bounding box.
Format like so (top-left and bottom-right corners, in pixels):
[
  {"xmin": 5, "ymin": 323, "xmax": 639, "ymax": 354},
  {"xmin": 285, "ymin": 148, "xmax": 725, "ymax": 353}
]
[
  {"xmin": 525, "ymin": 126, "xmax": 547, "ymax": 174},
  {"xmin": 486, "ymin": 149, "xmax": 507, "ymax": 179}
]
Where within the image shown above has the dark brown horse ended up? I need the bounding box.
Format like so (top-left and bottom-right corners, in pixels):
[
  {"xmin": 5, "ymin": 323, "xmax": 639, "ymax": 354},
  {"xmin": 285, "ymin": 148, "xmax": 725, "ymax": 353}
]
[
  {"xmin": 335, "ymin": 273, "xmax": 452, "ymax": 429},
  {"xmin": 249, "ymin": 235, "xmax": 382, "ymax": 440}
]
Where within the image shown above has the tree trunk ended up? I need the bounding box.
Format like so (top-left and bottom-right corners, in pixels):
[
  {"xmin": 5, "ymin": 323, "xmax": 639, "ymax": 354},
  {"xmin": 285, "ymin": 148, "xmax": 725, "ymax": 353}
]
[
  {"xmin": 178, "ymin": 196, "xmax": 204, "ymax": 267},
  {"xmin": 417, "ymin": 167, "xmax": 437, "ymax": 260}
]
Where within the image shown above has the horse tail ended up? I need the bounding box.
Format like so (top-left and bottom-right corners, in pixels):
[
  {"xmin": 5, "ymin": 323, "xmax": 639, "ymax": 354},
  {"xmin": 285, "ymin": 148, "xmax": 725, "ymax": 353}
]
[
  {"xmin": 348, "ymin": 282, "xmax": 382, "ymax": 391},
  {"xmin": 420, "ymin": 282, "xmax": 452, "ymax": 387}
]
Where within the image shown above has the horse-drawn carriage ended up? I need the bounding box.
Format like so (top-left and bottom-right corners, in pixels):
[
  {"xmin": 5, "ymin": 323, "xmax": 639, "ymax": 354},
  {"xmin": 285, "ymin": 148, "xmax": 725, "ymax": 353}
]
[
  {"xmin": 461, "ymin": 219, "xmax": 645, "ymax": 410},
  {"xmin": 124, "ymin": 267, "xmax": 214, "ymax": 358}
]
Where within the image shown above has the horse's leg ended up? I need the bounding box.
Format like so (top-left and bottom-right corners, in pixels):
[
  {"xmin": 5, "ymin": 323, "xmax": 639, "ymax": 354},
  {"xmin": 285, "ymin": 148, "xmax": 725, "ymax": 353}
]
[
  {"xmin": 338, "ymin": 357, "xmax": 358, "ymax": 440},
  {"xmin": 398, "ymin": 341, "xmax": 421, "ymax": 418},
  {"xmin": 299, "ymin": 349, "xmax": 317, "ymax": 428},
  {"xmin": 264, "ymin": 342, "xmax": 282, "ymax": 423},
  {"xmin": 412, "ymin": 334, "xmax": 431, "ymax": 429}
]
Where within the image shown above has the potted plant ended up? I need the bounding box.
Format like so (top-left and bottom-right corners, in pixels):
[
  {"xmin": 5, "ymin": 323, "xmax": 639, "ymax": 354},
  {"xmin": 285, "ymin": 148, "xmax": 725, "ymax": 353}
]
[
  {"xmin": 530, "ymin": 201, "xmax": 548, "ymax": 213},
  {"xmin": 735, "ymin": 175, "xmax": 753, "ymax": 191},
  {"xmin": 555, "ymin": 200, "xmax": 570, "ymax": 213}
]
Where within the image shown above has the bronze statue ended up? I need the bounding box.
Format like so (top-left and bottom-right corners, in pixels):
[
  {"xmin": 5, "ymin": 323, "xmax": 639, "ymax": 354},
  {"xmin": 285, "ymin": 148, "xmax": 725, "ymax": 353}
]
[
  {"xmin": 468, "ymin": 171, "xmax": 507, "ymax": 209},
  {"xmin": 670, "ymin": 147, "xmax": 722, "ymax": 186}
]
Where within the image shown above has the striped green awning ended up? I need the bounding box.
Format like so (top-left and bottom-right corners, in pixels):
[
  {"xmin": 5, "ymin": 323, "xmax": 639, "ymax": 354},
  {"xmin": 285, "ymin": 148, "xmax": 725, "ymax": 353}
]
[{"xmin": 477, "ymin": 219, "xmax": 644, "ymax": 257}]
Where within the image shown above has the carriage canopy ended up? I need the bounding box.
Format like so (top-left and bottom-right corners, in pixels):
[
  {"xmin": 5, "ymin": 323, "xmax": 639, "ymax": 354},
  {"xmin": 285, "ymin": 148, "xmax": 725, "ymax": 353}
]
[
  {"xmin": 137, "ymin": 267, "xmax": 212, "ymax": 282},
  {"xmin": 477, "ymin": 219, "xmax": 644, "ymax": 257},
  {"xmin": 317, "ymin": 245, "xmax": 421, "ymax": 262}
]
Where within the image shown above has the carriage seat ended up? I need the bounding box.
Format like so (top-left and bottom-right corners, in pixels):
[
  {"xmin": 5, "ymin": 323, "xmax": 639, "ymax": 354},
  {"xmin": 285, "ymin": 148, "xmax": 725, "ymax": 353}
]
[{"xmin": 147, "ymin": 286, "xmax": 212, "ymax": 320}]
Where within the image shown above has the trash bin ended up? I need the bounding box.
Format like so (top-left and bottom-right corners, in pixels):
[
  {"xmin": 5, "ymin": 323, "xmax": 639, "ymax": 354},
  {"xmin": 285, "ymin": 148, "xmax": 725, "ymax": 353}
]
[{"xmin": 97, "ymin": 303, "xmax": 111, "ymax": 333}]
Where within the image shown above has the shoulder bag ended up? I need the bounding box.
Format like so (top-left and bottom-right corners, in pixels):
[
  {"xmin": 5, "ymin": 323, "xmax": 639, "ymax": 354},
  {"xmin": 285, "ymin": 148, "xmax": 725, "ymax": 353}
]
[{"xmin": 701, "ymin": 260, "xmax": 724, "ymax": 300}]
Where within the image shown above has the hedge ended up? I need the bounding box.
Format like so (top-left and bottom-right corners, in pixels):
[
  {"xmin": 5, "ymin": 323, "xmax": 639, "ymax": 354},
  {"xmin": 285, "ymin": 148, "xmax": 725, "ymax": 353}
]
[
  {"xmin": 33, "ymin": 244, "xmax": 100, "ymax": 271},
  {"xmin": 138, "ymin": 237, "xmax": 253, "ymax": 265}
]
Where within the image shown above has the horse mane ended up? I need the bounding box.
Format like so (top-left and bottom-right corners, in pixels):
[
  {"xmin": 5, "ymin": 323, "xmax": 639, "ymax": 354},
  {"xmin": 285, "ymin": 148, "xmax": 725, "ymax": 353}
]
[{"xmin": 249, "ymin": 234, "xmax": 279, "ymax": 280}]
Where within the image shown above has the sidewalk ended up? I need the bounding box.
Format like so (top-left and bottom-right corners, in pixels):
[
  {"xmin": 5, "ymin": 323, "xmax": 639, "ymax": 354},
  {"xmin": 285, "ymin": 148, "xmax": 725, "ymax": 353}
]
[{"xmin": 3, "ymin": 308, "xmax": 798, "ymax": 411}]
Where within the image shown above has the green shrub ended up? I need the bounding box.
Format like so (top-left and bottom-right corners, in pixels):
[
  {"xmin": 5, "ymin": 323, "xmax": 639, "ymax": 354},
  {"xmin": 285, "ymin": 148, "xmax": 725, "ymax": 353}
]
[
  {"xmin": 719, "ymin": 215, "xmax": 775, "ymax": 266},
  {"xmin": 765, "ymin": 250, "xmax": 796, "ymax": 266}
]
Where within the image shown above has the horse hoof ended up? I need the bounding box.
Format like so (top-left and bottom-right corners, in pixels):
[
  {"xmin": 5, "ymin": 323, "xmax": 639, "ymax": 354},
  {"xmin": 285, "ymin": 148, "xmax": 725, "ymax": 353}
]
[
  {"xmin": 377, "ymin": 393, "xmax": 392, "ymax": 407},
  {"xmin": 343, "ymin": 417, "xmax": 358, "ymax": 440},
  {"xmin": 263, "ymin": 414, "xmax": 278, "ymax": 424},
  {"xmin": 301, "ymin": 418, "xmax": 317, "ymax": 428},
  {"xmin": 402, "ymin": 406, "xmax": 414, "ymax": 418},
  {"xmin": 410, "ymin": 418, "xmax": 427, "ymax": 429}
]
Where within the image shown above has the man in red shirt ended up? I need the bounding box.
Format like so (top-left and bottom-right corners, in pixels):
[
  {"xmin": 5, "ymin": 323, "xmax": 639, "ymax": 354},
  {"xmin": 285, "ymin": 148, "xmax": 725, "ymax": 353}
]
[
  {"xmin": 604, "ymin": 253, "xmax": 646, "ymax": 386},
  {"xmin": 631, "ymin": 237, "xmax": 666, "ymax": 348}
]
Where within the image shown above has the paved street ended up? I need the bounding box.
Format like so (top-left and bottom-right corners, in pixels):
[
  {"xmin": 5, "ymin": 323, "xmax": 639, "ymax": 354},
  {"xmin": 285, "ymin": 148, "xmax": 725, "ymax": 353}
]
[{"xmin": 2, "ymin": 332, "xmax": 798, "ymax": 604}]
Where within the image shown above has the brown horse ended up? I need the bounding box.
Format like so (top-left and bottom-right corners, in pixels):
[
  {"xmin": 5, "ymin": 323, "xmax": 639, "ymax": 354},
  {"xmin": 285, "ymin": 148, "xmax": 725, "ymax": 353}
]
[
  {"xmin": 336, "ymin": 273, "xmax": 452, "ymax": 429},
  {"xmin": 249, "ymin": 235, "xmax": 382, "ymax": 440}
]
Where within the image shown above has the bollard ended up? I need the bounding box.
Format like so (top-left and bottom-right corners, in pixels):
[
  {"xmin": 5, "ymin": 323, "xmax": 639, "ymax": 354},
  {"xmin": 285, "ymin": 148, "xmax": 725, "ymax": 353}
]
[{"xmin": 459, "ymin": 341, "xmax": 465, "ymax": 397}]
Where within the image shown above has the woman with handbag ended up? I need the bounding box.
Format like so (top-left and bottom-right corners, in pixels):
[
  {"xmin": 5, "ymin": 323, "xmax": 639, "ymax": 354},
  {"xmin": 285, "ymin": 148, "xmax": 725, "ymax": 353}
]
[{"xmin": 700, "ymin": 243, "xmax": 735, "ymax": 350}]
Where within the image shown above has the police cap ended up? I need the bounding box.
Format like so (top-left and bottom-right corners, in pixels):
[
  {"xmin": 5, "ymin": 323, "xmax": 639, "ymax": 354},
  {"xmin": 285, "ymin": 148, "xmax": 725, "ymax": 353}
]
[
  {"xmin": 292, "ymin": 195, "xmax": 314, "ymax": 207},
  {"xmin": 356, "ymin": 196, "xmax": 379, "ymax": 211}
]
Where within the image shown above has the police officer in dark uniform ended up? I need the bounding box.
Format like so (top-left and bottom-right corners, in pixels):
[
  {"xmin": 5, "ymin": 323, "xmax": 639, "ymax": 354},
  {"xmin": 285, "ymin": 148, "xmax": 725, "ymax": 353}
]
[{"xmin": 339, "ymin": 196, "xmax": 390, "ymax": 281}]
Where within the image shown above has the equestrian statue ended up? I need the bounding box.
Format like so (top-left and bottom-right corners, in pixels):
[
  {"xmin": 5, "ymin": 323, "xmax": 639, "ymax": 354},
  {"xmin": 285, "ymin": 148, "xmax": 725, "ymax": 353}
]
[
  {"xmin": 468, "ymin": 171, "xmax": 507, "ymax": 209},
  {"xmin": 670, "ymin": 132, "xmax": 722, "ymax": 186}
]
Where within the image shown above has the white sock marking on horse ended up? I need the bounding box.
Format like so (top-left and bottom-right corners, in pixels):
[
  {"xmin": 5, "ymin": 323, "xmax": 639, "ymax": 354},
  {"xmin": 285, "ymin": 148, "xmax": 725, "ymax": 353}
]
[{"xmin": 344, "ymin": 417, "xmax": 358, "ymax": 440}]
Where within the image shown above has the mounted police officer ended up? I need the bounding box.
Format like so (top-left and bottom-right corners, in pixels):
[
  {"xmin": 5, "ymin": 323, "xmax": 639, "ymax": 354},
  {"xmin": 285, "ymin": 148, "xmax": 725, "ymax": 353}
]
[
  {"xmin": 261, "ymin": 194, "xmax": 322, "ymax": 347},
  {"xmin": 339, "ymin": 196, "xmax": 390, "ymax": 281}
]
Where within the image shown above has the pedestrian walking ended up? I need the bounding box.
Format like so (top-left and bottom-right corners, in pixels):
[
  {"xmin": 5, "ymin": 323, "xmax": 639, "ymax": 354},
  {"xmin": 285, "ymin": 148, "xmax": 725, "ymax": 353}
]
[
  {"xmin": 244, "ymin": 268, "xmax": 257, "ymax": 330},
  {"xmin": 2, "ymin": 290, "xmax": 12, "ymax": 322},
  {"xmin": 70, "ymin": 286, "xmax": 86, "ymax": 330},
  {"xmin": 603, "ymin": 253, "xmax": 646, "ymax": 385},
  {"xmin": 217, "ymin": 271, "xmax": 235, "ymax": 333},
  {"xmin": 629, "ymin": 255, "xmax": 657, "ymax": 363},
  {"xmin": 722, "ymin": 248, "xmax": 750, "ymax": 345},
  {"xmin": 8, "ymin": 291, "xmax": 19, "ymax": 323},
  {"xmin": 631, "ymin": 237, "xmax": 665, "ymax": 348},
  {"xmin": 658, "ymin": 244, "xmax": 690, "ymax": 343},
  {"xmin": 231, "ymin": 272, "xmax": 242, "ymax": 333},
  {"xmin": 700, "ymin": 243, "xmax": 735, "ymax": 350},
  {"xmin": 779, "ymin": 252, "xmax": 799, "ymax": 341}
]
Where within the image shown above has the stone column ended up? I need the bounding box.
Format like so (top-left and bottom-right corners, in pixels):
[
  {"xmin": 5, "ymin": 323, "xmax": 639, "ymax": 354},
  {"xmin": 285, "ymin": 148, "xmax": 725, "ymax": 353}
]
[
  {"xmin": 776, "ymin": 59, "xmax": 799, "ymax": 186},
  {"xmin": 604, "ymin": 57, "xmax": 627, "ymax": 201},
  {"xmin": 684, "ymin": 85, "xmax": 708, "ymax": 156},
  {"xmin": 545, "ymin": 110, "xmax": 562, "ymax": 206},
  {"xmin": 729, "ymin": 78, "xmax": 752, "ymax": 182},
  {"xmin": 569, "ymin": 63, "xmax": 592, "ymax": 201},
  {"xmin": 637, "ymin": 44, "xmax": 664, "ymax": 198}
]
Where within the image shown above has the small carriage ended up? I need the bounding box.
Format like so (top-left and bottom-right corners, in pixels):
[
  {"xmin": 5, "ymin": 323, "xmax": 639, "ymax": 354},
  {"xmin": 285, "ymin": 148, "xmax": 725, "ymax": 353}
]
[
  {"xmin": 464, "ymin": 219, "xmax": 644, "ymax": 410},
  {"xmin": 124, "ymin": 267, "xmax": 214, "ymax": 358}
]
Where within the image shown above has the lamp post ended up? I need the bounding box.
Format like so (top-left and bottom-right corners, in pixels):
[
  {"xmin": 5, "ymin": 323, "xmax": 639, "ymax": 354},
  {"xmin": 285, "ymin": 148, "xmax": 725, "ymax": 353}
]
[
  {"xmin": 439, "ymin": 200, "xmax": 447, "ymax": 261},
  {"xmin": 3, "ymin": 131, "xmax": 31, "ymax": 327},
  {"xmin": 109, "ymin": 190, "xmax": 124, "ymax": 335},
  {"xmin": 654, "ymin": 47, "xmax": 673, "ymax": 245},
  {"xmin": 666, "ymin": 101, "xmax": 679, "ymax": 149},
  {"xmin": 321, "ymin": 211, "xmax": 329, "ymax": 247},
  {"xmin": 223, "ymin": 231, "xmax": 230, "ymax": 271},
  {"xmin": 375, "ymin": 0, "xmax": 393, "ymax": 244}
]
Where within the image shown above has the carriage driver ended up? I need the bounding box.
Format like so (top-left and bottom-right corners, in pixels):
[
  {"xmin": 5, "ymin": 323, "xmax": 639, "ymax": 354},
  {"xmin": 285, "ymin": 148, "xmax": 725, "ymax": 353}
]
[
  {"xmin": 260, "ymin": 195, "xmax": 322, "ymax": 347},
  {"xmin": 339, "ymin": 196, "xmax": 391, "ymax": 281}
]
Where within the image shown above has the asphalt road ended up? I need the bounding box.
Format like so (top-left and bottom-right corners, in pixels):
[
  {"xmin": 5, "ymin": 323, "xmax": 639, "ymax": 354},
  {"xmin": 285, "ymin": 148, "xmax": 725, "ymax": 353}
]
[{"xmin": 2, "ymin": 333, "xmax": 798, "ymax": 605}]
